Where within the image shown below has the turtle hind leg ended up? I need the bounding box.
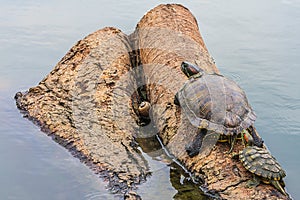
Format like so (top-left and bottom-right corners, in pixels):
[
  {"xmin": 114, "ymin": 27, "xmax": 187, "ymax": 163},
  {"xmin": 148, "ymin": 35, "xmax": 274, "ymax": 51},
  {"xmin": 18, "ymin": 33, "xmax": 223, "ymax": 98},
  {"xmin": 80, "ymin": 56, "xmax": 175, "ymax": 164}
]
[
  {"xmin": 185, "ymin": 129, "xmax": 207, "ymax": 157},
  {"xmin": 270, "ymin": 180, "xmax": 287, "ymax": 196},
  {"xmin": 246, "ymin": 175, "xmax": 261, "ymax": 188},
  {"xmin": 249, "ymin": 126, "xmax": 264, "ymax": 147},
  {"xmin": 227, "ymin": 134, "xmax": 237, "ymax": 153}
]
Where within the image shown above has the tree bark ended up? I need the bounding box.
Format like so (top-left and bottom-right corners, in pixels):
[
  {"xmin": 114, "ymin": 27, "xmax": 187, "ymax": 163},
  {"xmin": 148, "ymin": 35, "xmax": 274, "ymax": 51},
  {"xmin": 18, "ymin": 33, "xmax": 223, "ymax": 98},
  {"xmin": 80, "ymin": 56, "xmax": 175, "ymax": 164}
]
[{"xmin": 134, "ymin": 4, "xmax": 289, "ymax": 200}]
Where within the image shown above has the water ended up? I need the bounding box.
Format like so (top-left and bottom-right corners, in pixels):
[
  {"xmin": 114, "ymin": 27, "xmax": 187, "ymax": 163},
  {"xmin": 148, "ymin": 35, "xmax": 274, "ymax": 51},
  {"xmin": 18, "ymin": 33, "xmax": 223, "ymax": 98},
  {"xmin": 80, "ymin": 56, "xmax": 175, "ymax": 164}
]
[{"xmin": 1, "ymin": 0, "xmax": 299, "ymax": 199}]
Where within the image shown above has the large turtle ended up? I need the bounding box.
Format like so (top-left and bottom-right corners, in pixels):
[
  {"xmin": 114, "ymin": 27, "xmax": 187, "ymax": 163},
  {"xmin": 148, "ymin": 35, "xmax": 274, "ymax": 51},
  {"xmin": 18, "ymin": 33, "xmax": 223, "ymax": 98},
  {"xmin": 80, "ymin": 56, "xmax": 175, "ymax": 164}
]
[
  {"xmin": 235, "ymin": 131, "xmax": 287, "ymax": 195},
  {"xmin": 174, "ymin": 61, "xmax": 263, "ymax": 157}
]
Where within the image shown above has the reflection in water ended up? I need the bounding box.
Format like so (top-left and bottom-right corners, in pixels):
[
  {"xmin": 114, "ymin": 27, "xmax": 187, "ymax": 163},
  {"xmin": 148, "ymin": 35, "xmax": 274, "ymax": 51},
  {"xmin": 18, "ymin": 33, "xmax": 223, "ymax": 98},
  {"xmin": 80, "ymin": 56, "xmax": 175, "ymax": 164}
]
[
  {"xmin": 137, "ymin": 133, "xmax": 213, "ymax": 200},
  {"xmin": 170, "ymin": 162, "xmax": 213, "ymax": 200}
]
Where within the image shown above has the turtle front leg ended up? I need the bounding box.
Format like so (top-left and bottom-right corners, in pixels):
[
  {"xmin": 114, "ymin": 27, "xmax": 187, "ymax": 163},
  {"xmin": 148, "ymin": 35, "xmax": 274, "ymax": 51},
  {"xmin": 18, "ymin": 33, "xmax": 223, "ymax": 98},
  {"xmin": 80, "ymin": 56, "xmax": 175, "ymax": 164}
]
[
  {"xmin": 185, "ymin": 129, "xmax": 207, "ymax": 157},
  {"xmin": 174, "ymin": 92, "xmax": 180, "ymax": 106}
]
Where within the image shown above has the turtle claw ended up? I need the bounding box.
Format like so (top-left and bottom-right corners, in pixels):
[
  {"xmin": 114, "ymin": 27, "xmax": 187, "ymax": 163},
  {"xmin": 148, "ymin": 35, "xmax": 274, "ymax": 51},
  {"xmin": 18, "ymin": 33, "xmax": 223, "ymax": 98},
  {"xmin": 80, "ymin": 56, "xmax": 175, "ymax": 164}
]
[
  {"xmin": 226, "ymin": 134, "xmax": 237, "ymax": 154},
  {"xmin": 185, "ymin": 145, "xmax": 200, "ymax": 157},
  {"xmin": 185, "ymin": 129, "xmax": 207, "ymax": 158},
  {"xmin": 185, "ymin": 136, "xmax": 202, "ymax": 158},
  {"xmin": 174, "ymin": 93, "xmax": 180, "ymax": 106}
]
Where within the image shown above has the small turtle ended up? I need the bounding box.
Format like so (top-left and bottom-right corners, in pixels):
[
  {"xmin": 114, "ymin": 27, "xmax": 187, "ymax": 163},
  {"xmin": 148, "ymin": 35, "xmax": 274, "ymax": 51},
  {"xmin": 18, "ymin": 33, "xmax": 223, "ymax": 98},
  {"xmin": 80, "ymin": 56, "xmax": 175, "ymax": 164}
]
[
  {"xmin": 236, "ymin": 131, "xmax": 287, "ymax": 195},
  {"xmin": 175, "ymin": 61, "xmax": 263, "ymax": 157}
]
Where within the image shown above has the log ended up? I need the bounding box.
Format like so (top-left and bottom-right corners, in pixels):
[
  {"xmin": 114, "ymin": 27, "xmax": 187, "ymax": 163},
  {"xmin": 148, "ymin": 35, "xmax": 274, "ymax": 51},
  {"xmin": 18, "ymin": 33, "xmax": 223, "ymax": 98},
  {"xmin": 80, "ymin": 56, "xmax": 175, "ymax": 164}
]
[
  {"xmin": 15, "ymin": 3, "xmax": 291, "ymax": 200},
  {"xmin": 15, "ymin": 27, "xmax": 148, "ymax": 198},
  {"xmin": 134, "ymin": 4, "xmax": 290, "ymax": 200}
]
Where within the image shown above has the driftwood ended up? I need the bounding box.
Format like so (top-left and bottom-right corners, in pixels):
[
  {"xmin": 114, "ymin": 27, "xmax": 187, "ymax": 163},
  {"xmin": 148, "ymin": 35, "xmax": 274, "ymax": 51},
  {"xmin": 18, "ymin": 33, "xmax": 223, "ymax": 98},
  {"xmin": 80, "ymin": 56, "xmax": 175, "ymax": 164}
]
[{"xmin": 15, "ymin": 3, "xmax": 290, "ymax": 200}]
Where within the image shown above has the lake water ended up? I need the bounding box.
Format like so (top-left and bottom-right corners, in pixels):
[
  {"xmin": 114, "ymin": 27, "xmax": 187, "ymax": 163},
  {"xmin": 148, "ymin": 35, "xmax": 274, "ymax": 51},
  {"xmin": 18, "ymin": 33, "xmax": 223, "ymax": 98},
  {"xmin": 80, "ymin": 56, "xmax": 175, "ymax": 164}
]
[{"xmin": 1, "ymin": 0, "xmax": 299, "ymax": 199}]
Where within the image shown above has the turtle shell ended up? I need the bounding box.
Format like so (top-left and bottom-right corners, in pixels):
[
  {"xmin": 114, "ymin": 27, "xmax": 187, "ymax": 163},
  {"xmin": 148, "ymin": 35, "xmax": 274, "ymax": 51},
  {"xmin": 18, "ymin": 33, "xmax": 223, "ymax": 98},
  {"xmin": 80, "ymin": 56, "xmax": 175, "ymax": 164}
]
[
  {"xmin": 239, "ymin": 146, "xmax": 286, "ymax": 180},
  {"xmin": 177, "ymin": 73, "xmax": 256, "ymax": 135}
]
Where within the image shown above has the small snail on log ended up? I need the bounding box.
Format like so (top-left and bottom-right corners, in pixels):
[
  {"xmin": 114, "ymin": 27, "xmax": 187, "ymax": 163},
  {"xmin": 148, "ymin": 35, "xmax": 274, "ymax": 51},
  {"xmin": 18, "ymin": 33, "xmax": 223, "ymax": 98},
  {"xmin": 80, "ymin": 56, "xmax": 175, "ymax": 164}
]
[{"xmin": 138, "ymin": 101, "xmax": 151, "ymax": 118}]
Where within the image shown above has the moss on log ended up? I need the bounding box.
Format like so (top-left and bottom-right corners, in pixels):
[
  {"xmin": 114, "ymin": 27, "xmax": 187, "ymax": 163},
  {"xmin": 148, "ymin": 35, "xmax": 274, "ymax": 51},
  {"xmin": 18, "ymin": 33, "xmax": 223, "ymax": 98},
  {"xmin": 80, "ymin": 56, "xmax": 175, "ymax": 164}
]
[{"xmin": 134, "ymin": 4, "xmax": 290, "ymax": 200}]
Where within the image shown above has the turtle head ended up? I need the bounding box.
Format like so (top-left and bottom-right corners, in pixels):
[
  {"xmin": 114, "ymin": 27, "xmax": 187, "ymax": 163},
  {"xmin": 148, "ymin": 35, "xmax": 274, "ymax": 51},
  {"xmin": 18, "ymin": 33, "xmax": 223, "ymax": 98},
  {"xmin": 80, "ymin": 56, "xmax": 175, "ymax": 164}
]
[
  {"xmin": 241, "ymin": 129, "xmax": 254, "ymax": 146},
  {"xmin": 181, "ymin": 61, "xmax": 203, "ymax": 78}
]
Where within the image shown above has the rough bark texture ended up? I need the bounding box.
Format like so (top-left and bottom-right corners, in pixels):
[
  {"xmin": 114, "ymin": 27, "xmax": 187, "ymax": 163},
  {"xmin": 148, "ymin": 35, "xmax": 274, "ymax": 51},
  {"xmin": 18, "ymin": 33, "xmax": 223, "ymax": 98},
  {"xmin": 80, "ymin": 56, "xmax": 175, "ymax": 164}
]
[
  {"xmin": 134, "ymin": 4, "xmax": 289, "ymax": 200},
  {"xmin": 15, "ymin": 3, "xmax": 290, "ymax": 200},
  {"xmin": 15, "ymin": 27, "xmax": 148, "ymax": 198}
]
